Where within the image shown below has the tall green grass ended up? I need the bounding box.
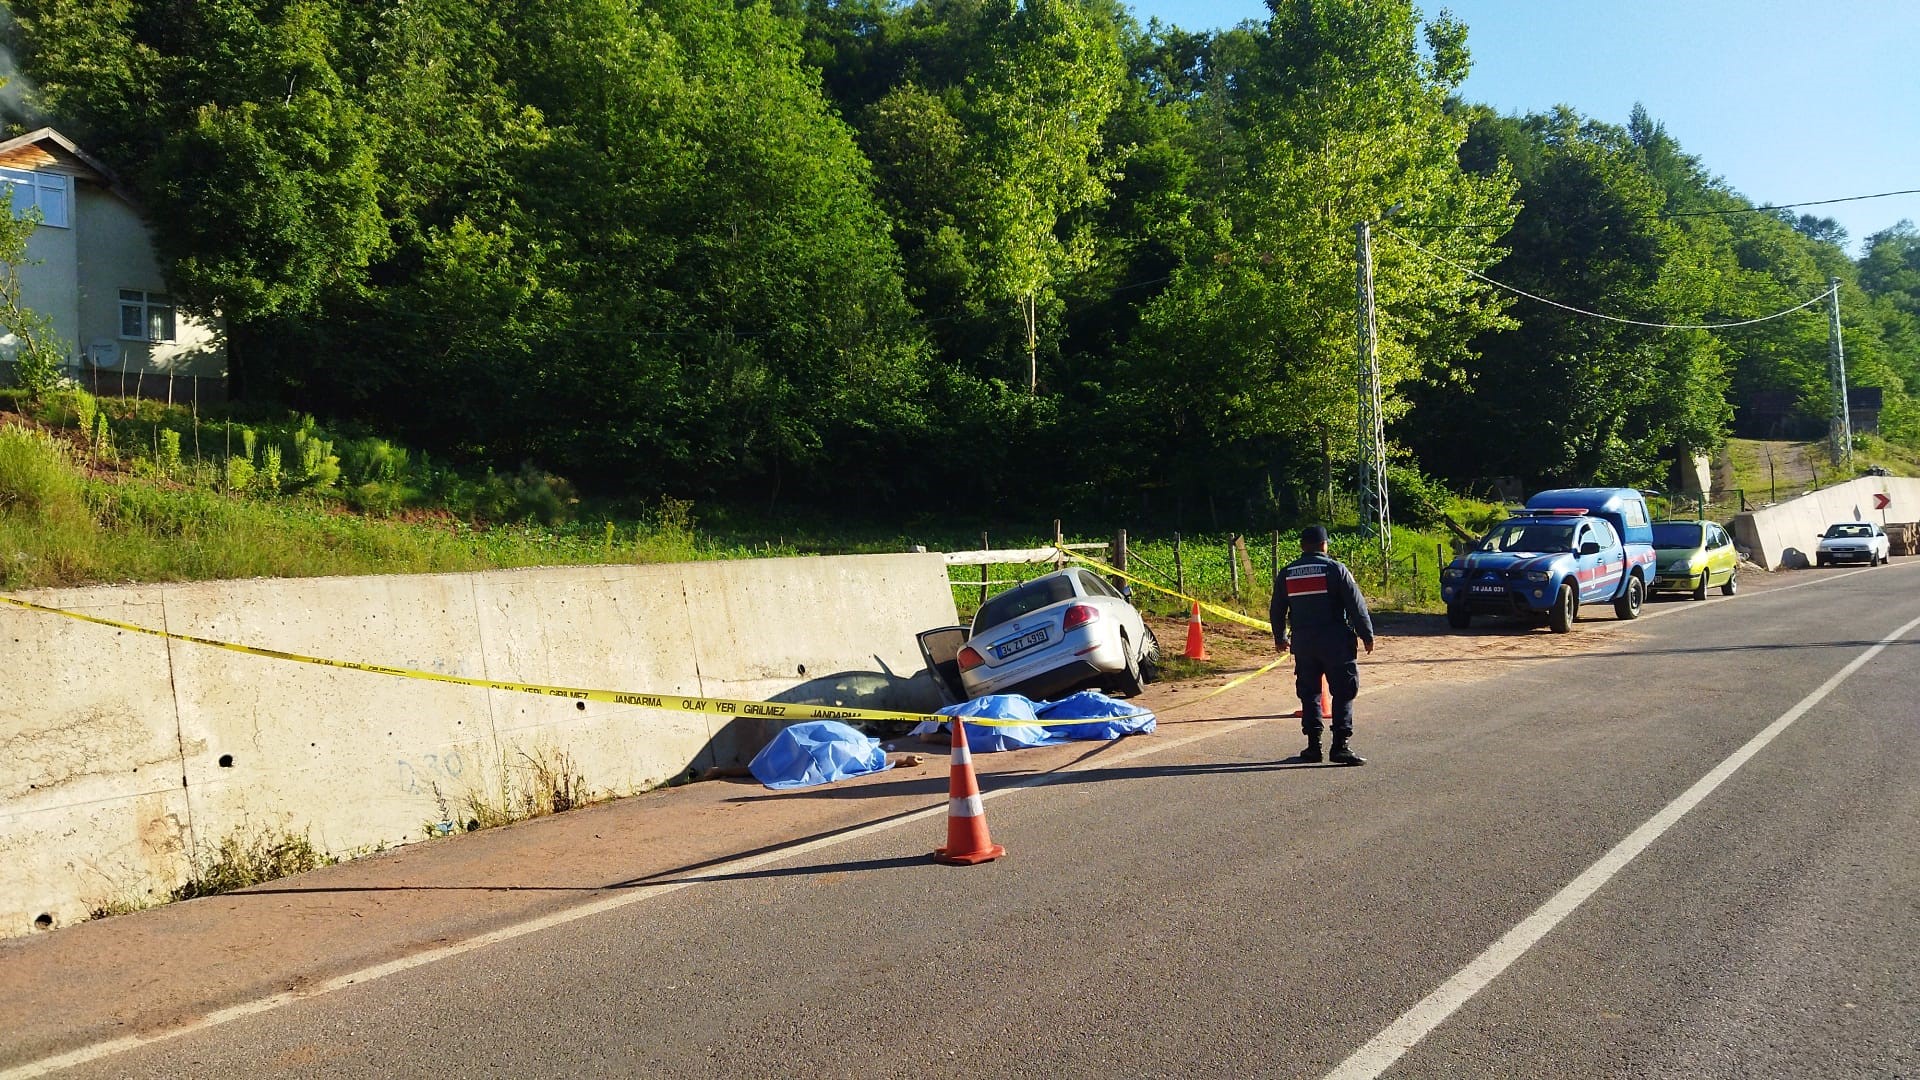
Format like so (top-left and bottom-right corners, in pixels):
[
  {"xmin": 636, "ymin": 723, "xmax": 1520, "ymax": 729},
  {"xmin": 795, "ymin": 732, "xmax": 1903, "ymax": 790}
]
[
  {"xmin": 0, "ymin": 419, "xmax": 758, "ymax": 590},
  {"xmin": 945, "ymin": 523, "xmax": 1466, "ymax": 624}
]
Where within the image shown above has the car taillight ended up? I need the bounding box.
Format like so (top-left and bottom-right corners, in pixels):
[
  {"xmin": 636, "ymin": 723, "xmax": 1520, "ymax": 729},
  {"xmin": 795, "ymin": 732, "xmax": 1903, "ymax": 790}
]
[
  {"xmin": 1061, "ymin": 604, "xmax": 1100, "ymax": 631},
  {"xmin": 956, "ymin": 646, "xmax": 984, "ymax": 672}
]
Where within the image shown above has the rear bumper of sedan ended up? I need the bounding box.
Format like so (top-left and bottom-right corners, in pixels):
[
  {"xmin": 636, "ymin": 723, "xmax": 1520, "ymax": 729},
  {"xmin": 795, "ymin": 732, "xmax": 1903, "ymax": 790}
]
[
  {"xmin": 967, "ymin": 659, "xmax": 1108, "ymax": 702},
  {"xmin": 961, "ymin": 628, "xmax": 1128, "ymax": 701}
]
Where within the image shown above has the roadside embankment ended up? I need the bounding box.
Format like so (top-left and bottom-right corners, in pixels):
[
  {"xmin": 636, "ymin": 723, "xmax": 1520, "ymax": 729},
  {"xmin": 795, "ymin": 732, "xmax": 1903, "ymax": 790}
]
[
  {"xmin": 1729, "ymin": 475, "xmax": 1920, "ymax": 568},
  {"xmin": 1, "ymin": 553, "xmax": 956, "ymax": 937}
]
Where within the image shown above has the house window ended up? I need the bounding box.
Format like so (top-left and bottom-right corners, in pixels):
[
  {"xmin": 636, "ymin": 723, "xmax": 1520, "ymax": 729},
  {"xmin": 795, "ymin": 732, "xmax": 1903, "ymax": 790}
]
[
  {"xmin": 0, "ymin": 167, "xmax": 70, "ymax": 228},
  {"xmin": 119, "ymin": 290, "xmax": 176, "ymax": 342}
]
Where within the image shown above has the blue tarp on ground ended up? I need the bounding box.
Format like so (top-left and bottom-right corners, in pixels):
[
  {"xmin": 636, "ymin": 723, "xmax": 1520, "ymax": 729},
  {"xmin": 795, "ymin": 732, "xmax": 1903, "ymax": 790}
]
[
  {"xmin": 910, "ymin": 691, "xmax": 1156, "ymax": 751},
  {"xmin": 748, "ymin": 720, "xmax": 893, "ymax": 790},
  {"xmin": 1036, "ymin": 690, "xmax": 1159, "ymax": 741}
]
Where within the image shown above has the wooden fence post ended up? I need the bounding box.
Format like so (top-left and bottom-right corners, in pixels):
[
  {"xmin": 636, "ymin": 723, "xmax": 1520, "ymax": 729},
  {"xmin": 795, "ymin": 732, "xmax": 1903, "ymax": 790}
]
[
  {"xmin": 1272, "ymin": 530, "xmax": 1280, "ymax": 582},
  {"xmin": 1114, "ymin": 528, "xmax": 1129, "ymax": 573},
  {"xmin": 1053, "ymin": 518, "xmax": 1064, "ymax": 570},
  {"xmin": 1174, "ymin": 532, "xmax": 1185, "ymax": 597},
  {"xmin": 1229, "ymin": 534, "xmax": 1241, "ymax": 598},
  {"xmin": 980, "ymin": 531, "xmax": 990, "ymax": 598}
]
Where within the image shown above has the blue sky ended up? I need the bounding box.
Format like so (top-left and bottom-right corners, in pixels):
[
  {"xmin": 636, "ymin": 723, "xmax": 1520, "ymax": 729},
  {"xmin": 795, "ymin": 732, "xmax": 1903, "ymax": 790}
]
[{"xmin": 1126, "ymin": 1, "xmax": 1920, "ymax": 255}]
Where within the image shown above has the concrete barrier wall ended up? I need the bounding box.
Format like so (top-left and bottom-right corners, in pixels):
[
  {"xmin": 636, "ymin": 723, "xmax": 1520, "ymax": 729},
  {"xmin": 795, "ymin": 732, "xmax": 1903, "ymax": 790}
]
[
  {"xmin": 1, "ymin": 554, "xmax": 957, "ymax": 937},
  {"xmin": 1728, "ymin": 476, "xmax": 1920, "ymax": 569}
]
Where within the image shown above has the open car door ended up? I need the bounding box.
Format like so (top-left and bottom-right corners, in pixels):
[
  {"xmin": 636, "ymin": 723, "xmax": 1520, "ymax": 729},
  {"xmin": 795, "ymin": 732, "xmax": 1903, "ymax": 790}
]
[{"xmin": 915, "ymin": 625, "xmax": 970, "ymax": 704}]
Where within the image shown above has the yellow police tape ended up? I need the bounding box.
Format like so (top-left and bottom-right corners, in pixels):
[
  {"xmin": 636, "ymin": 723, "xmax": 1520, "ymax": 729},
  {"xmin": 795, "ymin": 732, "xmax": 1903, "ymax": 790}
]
[
  {"xmin": 0, "ymin": 593, "xmax": 1283, "ymax": 729},
  {"xmin": 1064, "ymin": 552, "xmax": 1276, "ymax": 635}
]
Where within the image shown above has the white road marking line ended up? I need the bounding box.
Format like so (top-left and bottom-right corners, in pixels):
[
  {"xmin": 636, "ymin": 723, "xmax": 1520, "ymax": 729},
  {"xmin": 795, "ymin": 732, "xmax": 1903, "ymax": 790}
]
[
  {"xmin": 1636, "ymin": 562, "xmax": 1885, "ymax": 621},
  {"xmin": 1323, "ymin": 608, "xmax": 1920, "ymax": 1080},
  {"xmin": 3, "ymin": 715, "xmax": 1266, "ymax": 1079}
]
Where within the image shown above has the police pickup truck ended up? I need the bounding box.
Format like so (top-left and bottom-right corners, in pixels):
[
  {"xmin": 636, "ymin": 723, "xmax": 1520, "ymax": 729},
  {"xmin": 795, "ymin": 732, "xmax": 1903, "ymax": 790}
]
[{"xmin": 1439, "ymin": 487, "xmax": 1658, "ymax": 633}]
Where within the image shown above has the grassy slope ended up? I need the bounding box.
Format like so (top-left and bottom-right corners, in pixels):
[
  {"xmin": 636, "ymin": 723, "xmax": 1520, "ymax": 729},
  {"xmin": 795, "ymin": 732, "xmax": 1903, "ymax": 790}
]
[
  {"xmin": 0, "ymin": 396, "xmax": 1456, "ymax": 617},
  {"xmin": 1722, "ymin": 436, "xmax": 1920, "ymax": 504}
]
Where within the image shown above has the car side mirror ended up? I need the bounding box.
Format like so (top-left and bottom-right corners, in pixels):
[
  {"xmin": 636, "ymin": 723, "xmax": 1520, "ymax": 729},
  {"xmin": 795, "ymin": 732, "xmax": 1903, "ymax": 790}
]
[{"xmin": 1580, "ymin": 541, "xmax": 1601, "ymax": 555}]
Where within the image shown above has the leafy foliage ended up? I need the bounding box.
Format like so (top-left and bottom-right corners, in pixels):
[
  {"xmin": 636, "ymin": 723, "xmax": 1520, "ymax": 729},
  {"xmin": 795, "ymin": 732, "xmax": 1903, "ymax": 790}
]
[{"xmin": 2, "ymin": 0, "xmax": 1914, "ymax": 530}]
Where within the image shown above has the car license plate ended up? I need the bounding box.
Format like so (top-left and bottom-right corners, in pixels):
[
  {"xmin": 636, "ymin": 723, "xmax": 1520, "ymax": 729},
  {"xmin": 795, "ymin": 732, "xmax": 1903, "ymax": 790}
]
[
  {"xmin": 1470, "ymin": 584, "xmax": 1505, "ymax": 594},
  {"xmin": 995, "ymin": 628, "xmax": 1048, "ymax": 659}
]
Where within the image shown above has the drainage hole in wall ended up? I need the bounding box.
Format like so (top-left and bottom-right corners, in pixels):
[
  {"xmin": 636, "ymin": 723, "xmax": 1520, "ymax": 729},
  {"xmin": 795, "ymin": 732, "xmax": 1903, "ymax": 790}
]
[
  {"xmin": 797, "ymin": 664, "xmax": 807, "ymax": 676},
  {"xmin": 34, "ymin": 913, "xmax": 52, "ymax": 930},
  {"xmin": 218, "ymin": 754, "xmax": 234, "ymax": 768},
  {"xmin": 576, "ymin": 701, "xmax": 586, "ymax": 711}
]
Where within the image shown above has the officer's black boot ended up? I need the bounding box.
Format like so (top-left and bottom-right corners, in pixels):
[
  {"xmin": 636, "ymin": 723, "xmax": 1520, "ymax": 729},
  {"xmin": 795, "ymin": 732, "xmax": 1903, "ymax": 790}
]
[
  {"xmin": 1329, "ymin": 738, "xmax": 1366, "ymax": 766},
  {"xmin": 1297, "ymin": 735, "xmax": 1323, "ymax": 763}
]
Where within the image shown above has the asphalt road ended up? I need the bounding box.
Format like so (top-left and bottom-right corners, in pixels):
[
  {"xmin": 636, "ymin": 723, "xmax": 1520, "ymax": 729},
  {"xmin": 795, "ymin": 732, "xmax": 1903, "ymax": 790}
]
[{"xmin": 24, "ymin": 564, "xmax": 1920, "ymax": 1078}]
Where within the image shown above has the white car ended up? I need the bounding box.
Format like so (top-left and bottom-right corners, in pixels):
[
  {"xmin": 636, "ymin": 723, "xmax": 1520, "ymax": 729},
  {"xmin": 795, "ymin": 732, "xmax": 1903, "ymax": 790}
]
[
  {"xmin": 1815, "ymin": 521, "xmax": 1890, "ymax": 567},
  {"xmin": 956, "ymin": 568, "xmax": 1160, "ymax": 699}
]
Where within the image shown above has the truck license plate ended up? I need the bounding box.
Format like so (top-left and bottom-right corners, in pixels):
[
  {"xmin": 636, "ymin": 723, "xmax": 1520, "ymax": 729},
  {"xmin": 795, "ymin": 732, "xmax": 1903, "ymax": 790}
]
[
  {"xmin": 1470, "ymin": 584, "xmax": 1505, "ymax": 594},
  {"xmin": 996, "ymin": 628, "xmax": 1049, "ymax": 659}
]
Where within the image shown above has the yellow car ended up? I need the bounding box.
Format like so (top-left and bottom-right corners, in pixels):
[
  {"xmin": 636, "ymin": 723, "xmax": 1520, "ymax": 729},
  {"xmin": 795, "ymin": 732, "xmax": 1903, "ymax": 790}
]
[{"xmin": 1650, "ymin": 520, "xmax": 1738, "ymax": 600}]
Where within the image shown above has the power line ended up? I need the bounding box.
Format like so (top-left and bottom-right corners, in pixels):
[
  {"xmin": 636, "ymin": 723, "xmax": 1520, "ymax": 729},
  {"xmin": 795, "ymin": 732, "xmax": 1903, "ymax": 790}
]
[
  {"xmin": 1662, "ymin": 187, "xmax": 1920, "ymax": 219},
  {"xmin": 1392, "ymin": 186, "xmax": 1920, "ymax": 232},
  {"xmin": 1378, "ymin": 223, "xmax": 1835, "ymax": 331}
]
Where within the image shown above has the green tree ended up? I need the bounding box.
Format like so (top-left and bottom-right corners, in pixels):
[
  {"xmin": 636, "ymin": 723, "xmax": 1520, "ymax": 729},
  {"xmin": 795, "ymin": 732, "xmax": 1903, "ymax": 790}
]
[
  {"xmin": 966, "ymin": 0, "xmax": 1127, "ymax": 392},
  {"xmin": 1409, "ymin": 109, "xmax": 1731, "ymax": 487},
  {"xmin": 1114, "ymin": 0, "xmax": 1514, "ymax": 511},
  {"xmin": 0, "ymin": 194, "xmax": 67, "ymax": 398}
]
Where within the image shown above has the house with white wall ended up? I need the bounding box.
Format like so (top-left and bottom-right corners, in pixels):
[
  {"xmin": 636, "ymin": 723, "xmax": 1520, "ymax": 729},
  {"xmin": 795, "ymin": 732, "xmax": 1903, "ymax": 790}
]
[{"xmin": 0, "ymin": 127, "xmax": 225, "ymax": 401}]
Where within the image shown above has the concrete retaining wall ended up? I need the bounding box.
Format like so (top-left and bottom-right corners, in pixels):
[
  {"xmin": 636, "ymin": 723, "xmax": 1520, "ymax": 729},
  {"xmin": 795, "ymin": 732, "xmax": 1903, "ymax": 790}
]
[
  {"xmin": 1728, "ymin": 476, "xmax": 1920, "ymax": 569},
  {"xmin": 1, "ymin": 554, "xmax": 957, "ymax": 937}
]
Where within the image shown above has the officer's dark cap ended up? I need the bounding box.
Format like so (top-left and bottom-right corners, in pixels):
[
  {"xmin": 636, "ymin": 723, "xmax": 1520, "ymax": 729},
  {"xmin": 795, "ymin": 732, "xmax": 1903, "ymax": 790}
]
[{"xmin": 1300, "ymin": 525, "xmax": 1329, "ymax": 548}]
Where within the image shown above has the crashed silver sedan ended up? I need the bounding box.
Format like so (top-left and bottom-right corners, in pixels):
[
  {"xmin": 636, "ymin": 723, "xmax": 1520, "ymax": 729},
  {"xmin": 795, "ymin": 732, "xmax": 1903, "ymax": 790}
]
[{"xmin": 957, "ymin": 568, "xmax": 1160, "ymax": 700}]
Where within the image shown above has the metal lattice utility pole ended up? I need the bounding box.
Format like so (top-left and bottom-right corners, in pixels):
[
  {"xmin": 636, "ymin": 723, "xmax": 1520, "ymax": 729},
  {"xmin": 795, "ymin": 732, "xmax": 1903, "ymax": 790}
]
[
  {"xmin": 1355, "ymin": 220, "xmax": 1392, "ymax": 568},
  {"xmin": 1827, "ymin": 275, "xmax": 1852, "ymax": 469}
]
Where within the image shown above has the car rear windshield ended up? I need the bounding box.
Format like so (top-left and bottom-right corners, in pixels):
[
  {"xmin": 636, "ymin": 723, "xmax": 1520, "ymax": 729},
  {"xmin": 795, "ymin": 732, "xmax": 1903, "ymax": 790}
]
[
  {"xmin": 974, "ymin": 575, "xmax": 1077, "ymax": 632},
  {"xmin": 1651, "ymin": 522, "xmax": 1703, "ymax": 548},
  {"xmin": 1825, "ymin": 523, "xmax": 1871, "ymax": 538}
]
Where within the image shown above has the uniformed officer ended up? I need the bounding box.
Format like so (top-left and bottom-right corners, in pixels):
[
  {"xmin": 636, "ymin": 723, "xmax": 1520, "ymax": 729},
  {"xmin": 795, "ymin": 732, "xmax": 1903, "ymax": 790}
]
[{"xmin": 1270, "ymin": 525, "xmax": 1375, "ymax": 765}]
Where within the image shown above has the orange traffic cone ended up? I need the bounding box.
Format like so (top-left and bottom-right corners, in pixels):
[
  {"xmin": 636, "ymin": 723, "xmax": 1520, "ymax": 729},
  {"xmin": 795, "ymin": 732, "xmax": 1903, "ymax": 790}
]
[
  {"xmin": 1183, "ymin": 602, "xmax": 1209, "ymax": 660},
  {"xmin": 1290, "ymin": 674, "xmax": 1335, "ymax": 719},
  {"xmin": 934, "ymin": 717, "xmax": 1005, "ymax": 865}
]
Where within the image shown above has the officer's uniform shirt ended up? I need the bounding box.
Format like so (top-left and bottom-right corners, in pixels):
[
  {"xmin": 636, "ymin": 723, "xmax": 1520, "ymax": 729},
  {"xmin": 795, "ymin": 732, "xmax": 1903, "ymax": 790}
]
[{"xmin": 1270, "ymin": 552, "xmax": 1375, "ymax": 652}]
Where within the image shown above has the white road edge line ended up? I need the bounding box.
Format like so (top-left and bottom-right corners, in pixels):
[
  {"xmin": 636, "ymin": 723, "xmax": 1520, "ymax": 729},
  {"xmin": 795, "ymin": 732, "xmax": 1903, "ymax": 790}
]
[
  {"xmin": 4, "ymin": 715, "xmax": 1268, "ymax": 1079},
  {"xmin": 1322, "ymin": 607, "xmax": 1920, "ymax": 1080},
  {"xmin": 1636, "ymin": 561, "xmax": 1884, "ymax": 622}
]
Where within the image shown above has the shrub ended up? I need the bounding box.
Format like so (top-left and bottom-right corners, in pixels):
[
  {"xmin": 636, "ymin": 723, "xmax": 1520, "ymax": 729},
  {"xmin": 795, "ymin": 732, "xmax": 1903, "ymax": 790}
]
[
  {"xmin": 0, "ymin": 423, "xmax": 87, "ymax": 519},
  {"xmin": 158, "ymin": 429, "xmax": 183, "ymax": 476},
  {"xmin": 1386, "ymin": 463, "xmax": 1450, "ymax": 529},
  {"xmin": 33, "ymin": 386, "xmax": 97, "ymax": 433},
  {"xmin": 222, "ymin": 454, "xmax": 255, "ymax": 492},
  {"xmin": 340, "ymin": 436, "xmax": 410, "ymax": 485},
  {"xmin": 172, "ymin": 825, "xmax": 332, "ymax": 900},
  {"xmin": 258, "ymin": 444, "xmax": 282, "ymax": 493}
]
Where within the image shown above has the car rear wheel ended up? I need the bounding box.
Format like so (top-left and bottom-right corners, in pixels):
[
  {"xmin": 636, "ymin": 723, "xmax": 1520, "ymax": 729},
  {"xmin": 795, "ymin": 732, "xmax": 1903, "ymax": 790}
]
[
  {"xmin": 1691, "ymin": 570, "xmax": 1709, "ymax": 602},
  {"xmin": 1549, "ymin": 584, "xmax": 1576, "ymax": 634},
  {"xmin": 1115, "ymin": 631, "xmax": 1146, "ymax": 697},
  {"xmin": 1137, "ymin": 626, "xmax": 1161, "ymax": 684},
  {"xmin": 1446, "ymin": 604, "xmax": 1471, "ymax": 629},
  {"xmin": 1613, "ymin": 575, "xmax": 1645, "ymax": 620},
  {"xmin": 1721, "ymin": 569, "xmax": 1738, "ymax": 596}
]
